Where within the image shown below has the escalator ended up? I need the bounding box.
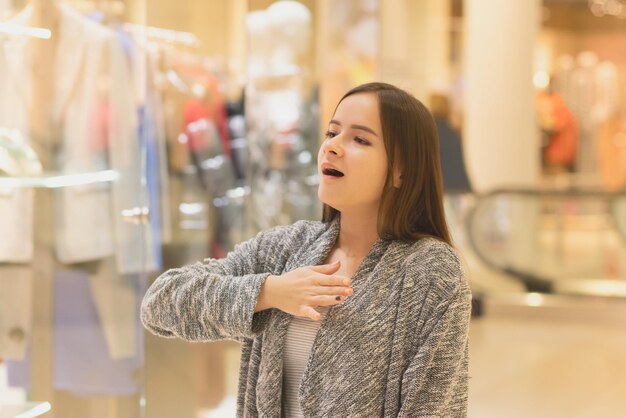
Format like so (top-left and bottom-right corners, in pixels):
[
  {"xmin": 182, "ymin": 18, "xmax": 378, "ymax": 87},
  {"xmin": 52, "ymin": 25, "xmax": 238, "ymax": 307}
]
[{"xmin": 463, "ymin": 187, "xmax": 626, "ymax": 301}]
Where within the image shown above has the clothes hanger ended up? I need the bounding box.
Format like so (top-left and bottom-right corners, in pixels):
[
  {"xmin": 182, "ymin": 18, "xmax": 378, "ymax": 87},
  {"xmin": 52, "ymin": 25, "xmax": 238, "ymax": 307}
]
[{"xmin": 0, "ymin": 127, "xmax": 43, "ymax": 176}]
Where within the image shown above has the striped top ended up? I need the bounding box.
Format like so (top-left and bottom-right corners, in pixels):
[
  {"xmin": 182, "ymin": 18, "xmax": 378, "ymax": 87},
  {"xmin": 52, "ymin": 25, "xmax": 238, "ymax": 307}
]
[{"xmin": 281, "ymin": 306, "xmax": 331, "ymax": 418}]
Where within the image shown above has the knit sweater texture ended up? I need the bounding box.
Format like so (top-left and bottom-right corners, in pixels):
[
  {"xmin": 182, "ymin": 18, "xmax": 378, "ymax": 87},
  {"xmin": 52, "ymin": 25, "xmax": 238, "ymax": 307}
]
[{"xmin": 141, "ymin": 218, "xmax": 472, "ymax": 417}]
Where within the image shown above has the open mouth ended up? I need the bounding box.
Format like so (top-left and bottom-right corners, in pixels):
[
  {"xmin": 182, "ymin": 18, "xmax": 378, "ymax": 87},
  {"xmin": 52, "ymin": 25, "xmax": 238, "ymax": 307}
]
[{"xmin": 322, "ymin": 168, "xmax": 344, "ymax": 177}]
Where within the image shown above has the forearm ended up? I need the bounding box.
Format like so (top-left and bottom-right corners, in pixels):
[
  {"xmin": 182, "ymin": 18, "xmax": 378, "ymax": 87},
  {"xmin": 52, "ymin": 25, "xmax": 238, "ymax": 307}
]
[{"xmin": 141, "ymin": 262, "xmax": 271, "ymax": 342}]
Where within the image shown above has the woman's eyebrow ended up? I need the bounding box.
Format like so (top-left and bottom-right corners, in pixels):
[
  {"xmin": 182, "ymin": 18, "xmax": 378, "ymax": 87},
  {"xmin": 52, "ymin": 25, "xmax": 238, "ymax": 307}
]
[{"xmin": 329, "ymin": 119, "xmax": 378, "ymax": 137}]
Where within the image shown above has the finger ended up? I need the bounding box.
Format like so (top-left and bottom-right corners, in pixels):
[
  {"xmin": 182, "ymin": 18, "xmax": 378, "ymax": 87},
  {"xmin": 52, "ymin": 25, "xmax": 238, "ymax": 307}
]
[
  {"xmin": 310, "ymin": 260, "xmax": 341, "ymax": 274},
  {"xmin": 315, "ymin": 285, "xmax": 353, "ymax": 297},
  {"xmin": 315, "ymin": 273, "xmax": 351, "ymax": 287},
  {"xmin": 311, "ymin": 295, "xmax": 347, "ymax": 307},
  {"xmin": 301, "ymin": 306, "xmax": 321, "ymax": 321}
]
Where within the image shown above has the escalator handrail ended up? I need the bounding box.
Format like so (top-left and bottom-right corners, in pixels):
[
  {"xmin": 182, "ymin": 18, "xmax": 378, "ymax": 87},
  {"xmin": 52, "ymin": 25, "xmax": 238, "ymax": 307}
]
[
  {"xmin": 463, "ymin": 187, "xmax": 626, "ymax": 293},
  {"xmin": 472, "ymin": 186, "xmax": 626, "ymax": 199}
]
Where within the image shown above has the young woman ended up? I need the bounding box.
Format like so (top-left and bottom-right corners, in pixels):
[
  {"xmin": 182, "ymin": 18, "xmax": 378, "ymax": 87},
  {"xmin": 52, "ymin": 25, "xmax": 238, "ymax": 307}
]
[{"xmin": 141, "ymin": 82, "xmax": 472, "ymax": 417}]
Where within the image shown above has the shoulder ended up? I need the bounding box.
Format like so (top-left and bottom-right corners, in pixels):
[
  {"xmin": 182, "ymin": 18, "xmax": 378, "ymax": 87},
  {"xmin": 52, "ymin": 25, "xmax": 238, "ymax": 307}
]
[{"xmin": 401, "ymin": 237, "xmax": 467, "ymax": 300}]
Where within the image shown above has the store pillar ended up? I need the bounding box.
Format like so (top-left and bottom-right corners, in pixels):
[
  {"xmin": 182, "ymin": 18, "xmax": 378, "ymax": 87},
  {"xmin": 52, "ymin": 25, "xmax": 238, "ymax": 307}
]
[
  {"xmin": 464, "ymin": 0, "xmax": 542, "ymax": 272},
  {"xmin": 463, "ymin": 0, "xmax": 541, "ymax": 191}
]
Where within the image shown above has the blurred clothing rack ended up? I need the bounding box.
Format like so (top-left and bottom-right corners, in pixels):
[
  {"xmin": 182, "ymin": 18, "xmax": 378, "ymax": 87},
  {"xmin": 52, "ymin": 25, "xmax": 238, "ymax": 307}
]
[{"xmin": 123, "ymin": 23, "xmax": 200, "ymax": 47}]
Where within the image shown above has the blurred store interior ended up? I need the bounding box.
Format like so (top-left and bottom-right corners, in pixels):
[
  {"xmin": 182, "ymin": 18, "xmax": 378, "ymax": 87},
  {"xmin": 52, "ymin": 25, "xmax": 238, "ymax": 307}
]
[{"xmin": 0, "ymin": 0, "xmax": 625, "ymax": 417}]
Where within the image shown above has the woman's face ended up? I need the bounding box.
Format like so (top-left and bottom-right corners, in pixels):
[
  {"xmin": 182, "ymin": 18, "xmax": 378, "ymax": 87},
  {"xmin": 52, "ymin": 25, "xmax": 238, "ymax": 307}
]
[{"xmin": 317, "ymin": 92, "xmax": 388, "ymax": 214}]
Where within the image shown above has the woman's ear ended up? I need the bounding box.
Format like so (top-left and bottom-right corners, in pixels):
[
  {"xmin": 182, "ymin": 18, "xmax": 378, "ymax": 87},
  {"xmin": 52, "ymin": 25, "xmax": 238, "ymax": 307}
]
[{"xmin": 393, "ymin": 168, "xmax": 403, "ymax": 188}]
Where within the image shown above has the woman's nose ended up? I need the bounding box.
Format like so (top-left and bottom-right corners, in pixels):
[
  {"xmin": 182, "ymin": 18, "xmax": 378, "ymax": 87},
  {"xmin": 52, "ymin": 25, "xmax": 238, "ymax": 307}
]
[{"xmin": 322, "ymin": 135, "xmax": 342, "ymax": 156}]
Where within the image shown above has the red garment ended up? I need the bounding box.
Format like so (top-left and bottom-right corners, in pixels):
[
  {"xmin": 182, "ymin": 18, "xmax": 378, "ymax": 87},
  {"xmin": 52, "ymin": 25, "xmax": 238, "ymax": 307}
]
[
  {"xmin": 183, "ymin": 98, "xmax": 230, "ymax": 157},
  {"xmin": 89, "ymin": 99, "xmax": 110, "ymax": 153},
  {"xmin": 537, "ymin": 92, "xmax": 578, "ymax": 166},
  {"xmin": 176, "ymin": 66, "xmax": 231, "ymax": 157}
]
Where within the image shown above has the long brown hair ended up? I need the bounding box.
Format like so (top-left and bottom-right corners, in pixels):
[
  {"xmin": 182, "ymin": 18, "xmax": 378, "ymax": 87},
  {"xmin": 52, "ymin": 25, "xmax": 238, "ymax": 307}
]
[{"xmin": 321, "ymin": 82, "xmax": 452, "ymax": 245}]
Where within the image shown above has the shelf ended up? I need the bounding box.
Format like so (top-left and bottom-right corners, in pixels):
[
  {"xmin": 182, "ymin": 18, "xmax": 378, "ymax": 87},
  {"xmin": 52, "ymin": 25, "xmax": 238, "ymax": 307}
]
[
  {"xmin": 0, "ymin": 402, "xmax": 51, "ymax": 418},
  {"xmin": 0, "ymin": 170, "xmax": 118, "ymax": 189}
]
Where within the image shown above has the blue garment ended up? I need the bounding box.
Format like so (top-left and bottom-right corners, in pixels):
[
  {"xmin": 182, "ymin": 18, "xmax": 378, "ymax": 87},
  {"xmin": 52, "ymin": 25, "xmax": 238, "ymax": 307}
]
[
  {"xmin": 139, "ymin": 104, "xmax": 163, "ymax": 270},
  {"xmin": 84, "ymin": 11, "xmax": 163, "ymax": 269}
]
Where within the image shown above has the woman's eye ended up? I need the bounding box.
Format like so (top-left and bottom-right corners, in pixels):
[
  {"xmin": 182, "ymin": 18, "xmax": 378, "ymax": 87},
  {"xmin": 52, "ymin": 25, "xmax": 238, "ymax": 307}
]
[
  {"xmin": 354, "ymin": 137, "xmax": 369, "ymax": 145},
  {"xmin": 324, "ymin": 131, "xmax": 337, "ymax": 139}
]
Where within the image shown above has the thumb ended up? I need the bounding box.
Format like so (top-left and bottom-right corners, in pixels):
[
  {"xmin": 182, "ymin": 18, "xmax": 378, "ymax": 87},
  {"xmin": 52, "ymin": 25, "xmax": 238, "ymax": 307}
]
[
  {"xmin": 301, "ymin": 306, "xmax": 321, "ymax": 321},
  {"xmin": 310, "ymin": 260, "xmax": 341, "ymax": 274}
]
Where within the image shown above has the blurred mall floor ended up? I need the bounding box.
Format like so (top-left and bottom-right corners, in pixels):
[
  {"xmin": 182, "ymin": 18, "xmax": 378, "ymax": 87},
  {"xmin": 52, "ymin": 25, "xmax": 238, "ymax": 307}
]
[
  {"xmin": 3, "ymin": 303, "xmax": 626, "ymax": 418},
  {"xmin": 468, "ymin": 310, "xmax": 626, "ymax": 418},
  {"xmin": 142, "ymin": 295, "xmax": 626, "ymax": 418}
]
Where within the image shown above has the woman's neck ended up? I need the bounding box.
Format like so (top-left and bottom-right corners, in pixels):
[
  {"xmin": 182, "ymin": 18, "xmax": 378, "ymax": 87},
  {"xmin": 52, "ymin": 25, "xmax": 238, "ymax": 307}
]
[{"xmin": 335, "ymin": 210, "xmax": 380, "ymax": 259}]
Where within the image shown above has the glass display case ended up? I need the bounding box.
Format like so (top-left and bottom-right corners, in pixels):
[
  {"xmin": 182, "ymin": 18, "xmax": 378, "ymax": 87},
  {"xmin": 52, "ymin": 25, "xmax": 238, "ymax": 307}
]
[{"xmin": 0, "ymin": 1, "xmax": 153, "ymax": 417}]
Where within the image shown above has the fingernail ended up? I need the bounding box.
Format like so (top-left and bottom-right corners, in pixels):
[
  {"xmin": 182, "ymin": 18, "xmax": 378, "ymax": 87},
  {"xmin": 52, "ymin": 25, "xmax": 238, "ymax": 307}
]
[{"xmin": 335, "ymin": 296, "xmax": 341, "ymax": 301}]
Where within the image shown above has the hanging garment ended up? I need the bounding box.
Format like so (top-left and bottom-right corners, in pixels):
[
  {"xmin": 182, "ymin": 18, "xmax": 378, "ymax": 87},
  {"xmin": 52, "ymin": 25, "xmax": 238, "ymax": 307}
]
[
  {"xmin": 6, "ymin": 267, "xmax": 142, "ymax": 396},
  {"xmin": 597, "ymin": 114, "xmax": 626, "ymax": 191},
  {"xmin": 0, "ymin": 4, "xmax": 150, "ymax": 273},
  {"xmin": 0, "ymin": 2, "xmax": 149, "ymax": 369},
  {"xmin": 536, "ymin": 91, "xmax": 579, "ymax": 169},
  {"xmin": 183, "ymin": 95, "xmax": 231, "ymax": 158},
  {"xmin": 0, "ymin": 265, "xmax": 32, "ymax": 360}
]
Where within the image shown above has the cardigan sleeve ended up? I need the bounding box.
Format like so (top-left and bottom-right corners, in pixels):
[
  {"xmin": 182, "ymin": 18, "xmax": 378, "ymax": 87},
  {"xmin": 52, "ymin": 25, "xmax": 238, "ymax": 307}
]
[
  {"xmin": 398, "ymin": 281, "xmax": 472, "ymax": 417},
  {"xmin": 140, "ymin": 225, "xmax": 291, "ymax": 343}
]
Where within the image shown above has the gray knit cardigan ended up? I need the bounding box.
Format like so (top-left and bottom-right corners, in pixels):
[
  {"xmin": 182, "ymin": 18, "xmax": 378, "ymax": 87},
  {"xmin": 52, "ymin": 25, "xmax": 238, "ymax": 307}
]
[{"xmin": 141, "ymin": 218, "xmax": 472, "ymax": 417}]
